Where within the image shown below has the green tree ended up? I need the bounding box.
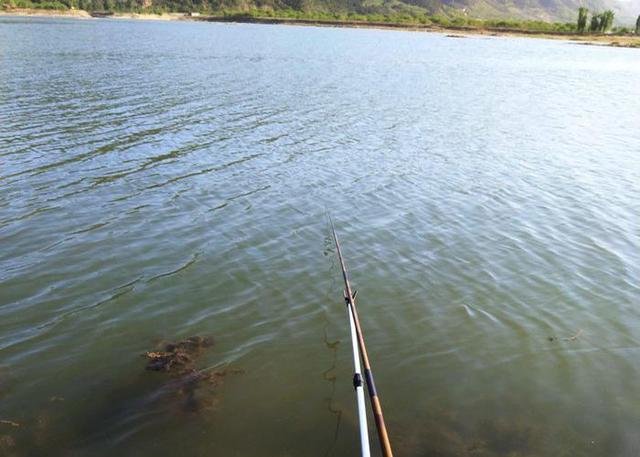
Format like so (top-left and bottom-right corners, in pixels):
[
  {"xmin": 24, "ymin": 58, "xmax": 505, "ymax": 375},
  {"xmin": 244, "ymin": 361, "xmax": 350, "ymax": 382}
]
[
  {"xmin": 635, "ymin": 14, "xmax": 639, "ymax": 34},
  {"xmin": 601, "ymin": 9, "xmax": 614, "ymax": 32},
  {"xmin": 577, "ymin": 7, "xmax": 588, "ymax": 33},
  {"xmin": 589, "ymin": 13, "xmax": 601, "ymax": 32}
]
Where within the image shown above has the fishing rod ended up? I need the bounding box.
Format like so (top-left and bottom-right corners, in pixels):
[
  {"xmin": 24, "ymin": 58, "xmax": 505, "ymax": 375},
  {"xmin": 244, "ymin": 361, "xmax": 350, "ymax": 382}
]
[
  {"xmin": 331, "ymin": 220, "xmax": 394, "ymax": 457},
  {"xmin": 345, "ymin": 282, "xmax": 371, "ymax": 457}
]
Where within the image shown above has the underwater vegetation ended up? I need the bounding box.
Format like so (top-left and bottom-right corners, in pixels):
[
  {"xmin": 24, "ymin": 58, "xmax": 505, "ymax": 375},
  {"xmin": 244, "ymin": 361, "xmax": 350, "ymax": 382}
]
[
  {"xmin": 145, "ymin": 335, "xmax": 214, "ymax": 373},
  {"xmin": 0, "ymin": 336, "xmax": 243, "ymax": 456},
  {"xmin": 143, "ymin": 335, "xmax": 244, "ymax": 413}
]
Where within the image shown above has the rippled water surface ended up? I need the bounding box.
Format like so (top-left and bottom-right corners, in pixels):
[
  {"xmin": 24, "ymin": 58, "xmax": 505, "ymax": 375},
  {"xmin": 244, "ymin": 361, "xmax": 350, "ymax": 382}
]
[{"xmin": 1, "ymin": 16, "xmax": 640, "ymax": 457}]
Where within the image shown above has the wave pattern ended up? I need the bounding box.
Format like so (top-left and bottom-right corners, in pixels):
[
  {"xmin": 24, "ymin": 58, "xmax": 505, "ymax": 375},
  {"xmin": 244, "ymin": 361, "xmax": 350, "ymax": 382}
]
[{"xmin": 1, "ymin": 16, "xmax": 640, "ymax": 457}]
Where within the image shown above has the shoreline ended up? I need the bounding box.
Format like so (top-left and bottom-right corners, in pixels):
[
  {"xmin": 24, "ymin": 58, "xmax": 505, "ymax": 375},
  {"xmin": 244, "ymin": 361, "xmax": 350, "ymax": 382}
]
[
  {"xmin": 194, "ymin": 15, "xmax": 640, "ymax": 47},
  {"xmin": 1, "ymin": 8, "xmax": 638, "ymax": 48}
]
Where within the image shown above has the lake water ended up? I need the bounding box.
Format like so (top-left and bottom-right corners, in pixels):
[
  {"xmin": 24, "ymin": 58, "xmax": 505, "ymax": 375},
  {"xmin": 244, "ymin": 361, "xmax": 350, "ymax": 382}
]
[{"xmin": 1, "ymin": 15, "xmax": 639, "ymax": 457}]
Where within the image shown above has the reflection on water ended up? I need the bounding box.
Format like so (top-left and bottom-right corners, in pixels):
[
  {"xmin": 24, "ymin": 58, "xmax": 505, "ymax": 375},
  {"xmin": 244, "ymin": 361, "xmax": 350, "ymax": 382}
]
[{"xmin": 1, "ymin": 15, "xmax": 640, "ymax": 457}]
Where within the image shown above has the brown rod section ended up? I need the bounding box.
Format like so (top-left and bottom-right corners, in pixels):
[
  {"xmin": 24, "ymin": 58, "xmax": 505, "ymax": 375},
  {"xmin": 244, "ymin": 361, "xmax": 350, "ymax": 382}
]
[{"xmin": 331, "ymin": 220, "xmax": 394, "ymax": 457}]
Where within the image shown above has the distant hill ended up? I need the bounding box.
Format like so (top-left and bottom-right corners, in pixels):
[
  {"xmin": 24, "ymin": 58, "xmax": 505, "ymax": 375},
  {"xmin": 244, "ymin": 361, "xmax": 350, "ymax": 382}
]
[
  {"xmin": 3, "ymin": 0, "xmax": 639, "ymax": 24},
  {"xmin": 160, "ymin": 0, "xmax": 640, "ymax": 23}
]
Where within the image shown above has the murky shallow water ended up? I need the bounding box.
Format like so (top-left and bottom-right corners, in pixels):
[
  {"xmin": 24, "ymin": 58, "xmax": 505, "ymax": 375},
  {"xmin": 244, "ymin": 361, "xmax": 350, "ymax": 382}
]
[{"xmin": 1, "ymin": 16, "xmax": 639, "ymax": 457}]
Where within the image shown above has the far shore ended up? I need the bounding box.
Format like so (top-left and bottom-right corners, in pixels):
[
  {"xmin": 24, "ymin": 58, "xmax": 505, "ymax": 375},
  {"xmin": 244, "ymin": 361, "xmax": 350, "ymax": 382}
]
[{"xmin": 1, "ymin": 8, "xmax": 639, "ymax": 48}]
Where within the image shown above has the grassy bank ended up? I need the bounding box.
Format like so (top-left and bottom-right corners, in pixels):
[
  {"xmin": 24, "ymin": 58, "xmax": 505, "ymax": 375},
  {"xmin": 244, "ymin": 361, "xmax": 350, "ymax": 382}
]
[{"xmin": 1, "ymin": 6, "xmax": 639, "ymax": 48}]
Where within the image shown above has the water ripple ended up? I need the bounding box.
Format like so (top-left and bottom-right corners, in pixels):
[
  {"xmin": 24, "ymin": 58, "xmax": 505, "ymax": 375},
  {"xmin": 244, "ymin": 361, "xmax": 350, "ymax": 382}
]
[{"xmin": 1, "ymin": 17, "xmax": 639, "ymax": 457}]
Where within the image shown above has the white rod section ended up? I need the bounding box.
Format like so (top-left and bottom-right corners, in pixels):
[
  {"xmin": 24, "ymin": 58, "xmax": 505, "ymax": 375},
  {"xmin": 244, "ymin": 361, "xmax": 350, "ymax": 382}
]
[{"xmin": 347, "ymin": 298, "xmax": 371, "ymax": 457}]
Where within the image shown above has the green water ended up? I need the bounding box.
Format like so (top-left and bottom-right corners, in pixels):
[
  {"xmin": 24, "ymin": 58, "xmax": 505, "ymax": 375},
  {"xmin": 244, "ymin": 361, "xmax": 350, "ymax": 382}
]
[{"xmin": 1, "ymin": 16, "xmax": 639, "ymax": 457}]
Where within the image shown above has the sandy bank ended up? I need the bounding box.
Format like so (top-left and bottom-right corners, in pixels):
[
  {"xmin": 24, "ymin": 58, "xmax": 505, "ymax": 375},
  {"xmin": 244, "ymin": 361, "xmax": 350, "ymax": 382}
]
[
  {"xmin": 0, "ymin": 8, "xmax": 183, "ymax": 20},
  {"xmin": 0, "ymin": 8, "xmax": 91, "ymax": 18},
  {"xmin": 102, "ymin": 12, "xmax": 183, "ymax": 20}
]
